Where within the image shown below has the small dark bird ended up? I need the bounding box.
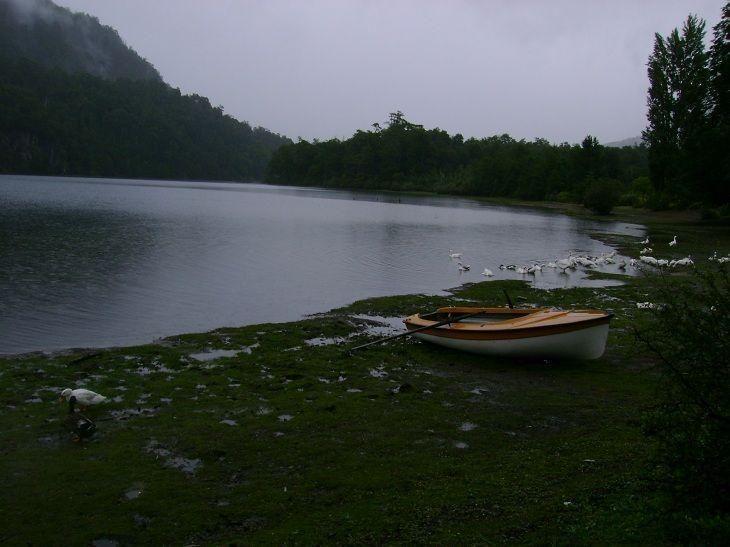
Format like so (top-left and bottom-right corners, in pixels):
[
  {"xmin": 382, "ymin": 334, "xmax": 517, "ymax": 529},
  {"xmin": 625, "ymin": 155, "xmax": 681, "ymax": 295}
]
[{"xmin": 66, "ymin": 395, "xmax": 96, "ymax": 442}]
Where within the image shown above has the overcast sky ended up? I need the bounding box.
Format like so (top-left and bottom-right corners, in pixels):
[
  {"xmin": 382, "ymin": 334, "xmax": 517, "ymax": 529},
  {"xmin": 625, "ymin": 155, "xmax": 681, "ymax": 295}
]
[{"xmin": 56, "ymin": 0, "xmax": 723, "ymax": 144}]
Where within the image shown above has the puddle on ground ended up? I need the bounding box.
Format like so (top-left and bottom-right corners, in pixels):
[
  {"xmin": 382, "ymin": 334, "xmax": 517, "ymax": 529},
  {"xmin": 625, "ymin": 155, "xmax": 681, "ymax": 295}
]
[
  {"xmin": 146, "ymin": 440, "xmax": 201, "ymax": 475},
  {"xmin": 134, "ymin": 364, "xmax": 176, "ymax": 376},
  {"xmin": 241, "ymin": 343, "xmax": 259, "ymax": 354},
  {"xmin": 110, "ymin": 407, "xmax": 159, "ymax": 420},
  {"xmin": 133, "ymin": 514, "xmax": 151, "ymax": 528},
  {"xmin": 188, "ymin": 349, "xmax": 240, "ymax": 362},
  {"xmin": 124, "ymin": 482, "xmax": 144, "ymax": 500},
  {"xmin": 305, "ymin": 334, "xmax": 355, "ymax": 347},
  {"xmin": 37, "ymin": 434, "xmax": 61, "ymax": 447},
  {"xmin": 352, "ymin": 314, "xmax": 405, "ymax": 336}
]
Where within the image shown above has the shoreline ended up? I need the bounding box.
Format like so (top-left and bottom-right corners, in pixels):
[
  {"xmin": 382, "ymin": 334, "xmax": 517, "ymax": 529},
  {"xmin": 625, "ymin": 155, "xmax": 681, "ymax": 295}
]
[{"xmin": 2, "ymin": 171, "xmax": 707, "ymax": 225}]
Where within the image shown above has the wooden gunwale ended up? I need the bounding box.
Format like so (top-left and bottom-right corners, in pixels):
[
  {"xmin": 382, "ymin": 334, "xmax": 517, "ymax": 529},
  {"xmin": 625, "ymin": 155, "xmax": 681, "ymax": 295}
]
[{"xmin": 405, "ymin": 308, "xmax": 613, "ymax": 341}]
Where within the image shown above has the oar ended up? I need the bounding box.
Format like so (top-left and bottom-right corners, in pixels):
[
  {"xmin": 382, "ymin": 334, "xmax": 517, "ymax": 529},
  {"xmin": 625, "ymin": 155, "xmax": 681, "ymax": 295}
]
[{"xmin": 346, "ymin": 309, "xmax": 486, "ymax": 354}]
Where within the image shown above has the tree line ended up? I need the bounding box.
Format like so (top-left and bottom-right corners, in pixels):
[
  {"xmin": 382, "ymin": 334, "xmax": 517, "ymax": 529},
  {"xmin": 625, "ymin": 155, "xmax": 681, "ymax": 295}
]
[
  {"xmin": 0, "ymin": 56, "xmax": 290, "ymax": 181},
  {"xmin": 269, "ymin": 3, "xmax": 729, "ymax": 212},
  {"xmin": 267, "ymin": 111, "xmax": 649, "ymax": 211}
]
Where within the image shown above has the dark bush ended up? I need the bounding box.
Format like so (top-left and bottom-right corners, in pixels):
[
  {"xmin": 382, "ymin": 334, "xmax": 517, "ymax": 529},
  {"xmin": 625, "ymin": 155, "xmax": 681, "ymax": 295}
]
[
  {"xmin": 583, "ymin": 178, "xmax": 620, "ymax": 214},
  {"xmin": 636, "ymin": 265, "xmax": 730, "ymax": 538}
]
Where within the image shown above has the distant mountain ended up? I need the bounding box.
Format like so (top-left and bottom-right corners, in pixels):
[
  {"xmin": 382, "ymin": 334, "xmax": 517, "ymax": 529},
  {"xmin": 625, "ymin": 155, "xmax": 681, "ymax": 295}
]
[
  {"xmin": 0, "ymin": 0, "xmax": 161, "ymax": 81},
  {"xmin": 605, "ymin": 136, "xmax": 644, "ymax": 148},
  {"xmin": 0, "ymin": 0, "xmax": 291, "ymax": 181}
]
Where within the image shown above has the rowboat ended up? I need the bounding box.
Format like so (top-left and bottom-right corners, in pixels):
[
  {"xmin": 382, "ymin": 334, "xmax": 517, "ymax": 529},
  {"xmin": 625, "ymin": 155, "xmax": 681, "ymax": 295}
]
[{"xmin": 403, "ymin": 306, "xmax": 612, "ymax": 360}]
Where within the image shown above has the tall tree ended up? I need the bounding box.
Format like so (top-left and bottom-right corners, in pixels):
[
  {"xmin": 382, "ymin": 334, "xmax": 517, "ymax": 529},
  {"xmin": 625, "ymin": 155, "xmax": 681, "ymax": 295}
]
[
  {"xmin": 644, "ymin": 15, "xmax": 711, "ymax": 203},
  {"xmin": 709, "ymin": 2, "xmax": 730, "ymax": 203}
]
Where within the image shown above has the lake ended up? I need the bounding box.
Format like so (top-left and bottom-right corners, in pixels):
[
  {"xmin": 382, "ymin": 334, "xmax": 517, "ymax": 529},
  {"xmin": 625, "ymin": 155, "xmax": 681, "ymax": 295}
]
[{"xmin": 0, "ymin": 175, "xmax": 643, "ymax": 354}]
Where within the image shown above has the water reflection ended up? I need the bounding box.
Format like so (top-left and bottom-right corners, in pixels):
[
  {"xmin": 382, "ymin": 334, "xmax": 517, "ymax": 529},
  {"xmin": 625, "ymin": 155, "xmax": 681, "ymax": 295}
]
[{"xmin": 0, "ymin": 175, "xmax": 643, "ymax": 353}]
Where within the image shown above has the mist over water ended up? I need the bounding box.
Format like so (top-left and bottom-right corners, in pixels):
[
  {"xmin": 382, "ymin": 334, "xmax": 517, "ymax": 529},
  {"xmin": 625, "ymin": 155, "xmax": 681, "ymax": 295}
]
[{"xmin": 0, "ymin": 175, "xmax": 642, "ymax": 354}]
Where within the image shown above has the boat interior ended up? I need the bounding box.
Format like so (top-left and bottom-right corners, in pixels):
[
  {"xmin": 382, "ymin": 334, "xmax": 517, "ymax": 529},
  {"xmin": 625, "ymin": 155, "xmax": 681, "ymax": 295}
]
[{"xmin": 420, "ymin": 307, "xmax": 537, "ymax": 324}]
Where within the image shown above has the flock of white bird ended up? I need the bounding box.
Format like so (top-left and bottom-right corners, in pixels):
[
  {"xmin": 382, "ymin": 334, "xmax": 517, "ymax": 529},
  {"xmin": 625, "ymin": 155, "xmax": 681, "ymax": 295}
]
[{"xmin": 448, "ymin": 234, "xmax": 727, "ymax": 279}]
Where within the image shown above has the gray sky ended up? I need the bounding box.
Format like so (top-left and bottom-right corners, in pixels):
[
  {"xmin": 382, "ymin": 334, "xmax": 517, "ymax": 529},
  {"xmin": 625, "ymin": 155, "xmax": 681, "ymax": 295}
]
[{"xmin": 56, "ymin": 0, "xmax": 723, "ymax": 144}]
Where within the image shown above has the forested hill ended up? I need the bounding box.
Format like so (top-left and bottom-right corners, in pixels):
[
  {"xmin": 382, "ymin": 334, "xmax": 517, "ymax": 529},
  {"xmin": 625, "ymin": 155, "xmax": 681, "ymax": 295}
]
[
  {"xmin": 0, "ymin": 0, "xmax": 160, "ymax": 81},
  {"xmin": 0, "ymin": 57, "xmax": 290, "ymax": 180},
  {"xmin": 0, "ymin": 0, "xmax": 291, "ymax": 181},
  {"xmin": 266, "ymin": 112, "xmax": 649, "ymax": 207}
]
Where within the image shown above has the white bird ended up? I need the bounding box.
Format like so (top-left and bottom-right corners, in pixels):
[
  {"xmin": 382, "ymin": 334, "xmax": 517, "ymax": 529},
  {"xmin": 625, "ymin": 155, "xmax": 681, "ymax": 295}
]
[
  {"xmin": 636, "ymin": 302, "xmax": 658, "ymax": 309},
  {"xmin": 669, "ymin": 257, "xmax": 692, "ymax": 267},
  {"xmin": 719, "ymin": 256, "xmax": 730, "ymax": 264},
  {"xmin": 457, "ymin": 262, "xmax": 470, "ymax": 272},
  {"xmin": 60, "ymin": 388, "xmax": 108, "ymax": 409},
  {"xmin": 640, "ymin": 256, "xmax": 659, "ymax": 266},
  {"xmin": 546, "ymin": 261, "xmax": 558, "ymax": 269},
  {"xmin": 640, "ymin": 247, "xmax": 653, "ymax": 255},
  {"xmin": 709, "ymin": 251, "xmax": 718, "ymax": 261},
  {"xmin": 669, "ymin": 235, "xmax": 677, "ymax": 247},
  {"xmin": 574, "ymin": 257, "xmax": 597, "ymax": 268},
  {"xmin": 641, "ymin": 237, "xmax": 650, "ymax": 245},
  {"xmin": 617, "ymin": 260, "xmax": 627, "ymax": 270},
  {"xmin": 448, "ymin": 249, "xmax": 462, "ymax": 259},
  {"xmin": 556, "ymin": 257, "xmax": 575, "ymax": 270},
  {"xmin": 515, "ymin": 266, "xmax": 528, "ymax": 274},
  {"xmin": 629, "ymin": 258, "xmax": 637, "ymax": 267},
  {"xmin": 526, "ymin": 264, "xmax": 542, "ymax": 274},
  {"xmin": 657, "ymin": 259, "xmax": 669, "ymax": 267},
  {"xmin": 481, "ymin": 268, "xmax": 494, "ymax": 277}
]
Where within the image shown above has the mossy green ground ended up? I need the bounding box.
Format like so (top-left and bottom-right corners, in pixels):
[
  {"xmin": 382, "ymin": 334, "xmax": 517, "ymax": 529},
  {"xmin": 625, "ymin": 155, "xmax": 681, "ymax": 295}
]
[{"xmin": 1, "ymin": 219, "xmax": 728, "ymax": 544}]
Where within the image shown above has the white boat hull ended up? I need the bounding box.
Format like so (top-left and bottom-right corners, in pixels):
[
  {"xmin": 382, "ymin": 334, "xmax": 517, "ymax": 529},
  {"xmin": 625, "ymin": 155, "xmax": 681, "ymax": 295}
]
[{"xmin": 413, "ymin": 323, "xmax": 610, "ymax": 360}]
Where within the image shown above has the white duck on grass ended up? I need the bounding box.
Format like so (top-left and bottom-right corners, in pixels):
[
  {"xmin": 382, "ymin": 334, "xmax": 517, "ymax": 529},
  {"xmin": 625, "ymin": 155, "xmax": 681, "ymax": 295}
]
[{"xmin": 60, "ymin": 388, "xmax": 108, "ymax": 410}]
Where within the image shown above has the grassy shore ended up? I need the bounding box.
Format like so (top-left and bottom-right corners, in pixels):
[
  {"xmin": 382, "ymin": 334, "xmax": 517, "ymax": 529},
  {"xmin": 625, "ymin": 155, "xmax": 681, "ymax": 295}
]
[{"xmin": 1, "ymin": 216, "xmax": 728, "ymax": 544}]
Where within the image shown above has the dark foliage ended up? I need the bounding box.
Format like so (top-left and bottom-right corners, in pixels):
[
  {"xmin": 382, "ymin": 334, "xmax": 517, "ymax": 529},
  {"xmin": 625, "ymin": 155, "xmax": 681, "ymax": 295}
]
[
  {"xmin": 644, "ymin": 6, "xmax": 730, "ymax": 207},
  {"xmin": 266, "ymin": 112, "xmax": 648, "ymax": 202},
  {"xmin": 0, "ymin": 56, "xmax": 290, "ymax": 180},
  {"xmin": 637, "ymin": 265, "xmax": 730, "ymax": 539},
  {"xmin": 708, "ymin": 2, "xmax": 730, "ymax": 205},
  {"xmin": 0, "ymin": 0, "xmax": 160, "ymax": 81},
  {"xmin": 583, "ymin": 177, "xmax": 620, "ymax": 214}
]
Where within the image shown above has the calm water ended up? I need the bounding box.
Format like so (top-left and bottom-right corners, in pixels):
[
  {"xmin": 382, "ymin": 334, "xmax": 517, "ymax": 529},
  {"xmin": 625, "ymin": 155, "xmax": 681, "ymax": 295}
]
[{"xmin": 0, "ymin": 175, "xmax": 643, "ymax": 354}]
